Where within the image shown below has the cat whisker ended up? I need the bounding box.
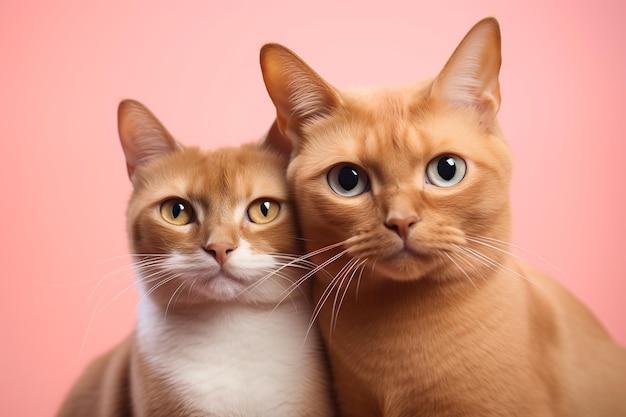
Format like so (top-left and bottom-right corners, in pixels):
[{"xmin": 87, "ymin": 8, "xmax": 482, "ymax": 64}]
[
  {"xmin": 241, "ymin": 241, "xmax": 347, "ymax": 306},
  {"xmin": 310, "ymin": 268, "xmax": 346, "ymax": 346},
  {"xmin": 331, "ymin": 258, "xmax": 368, "ymax": 336},
  {"xmin": 237, "ymin": 260, "xmax": 307, "ymax": 301},
  {"xmin": 446, "ymin": 246, "xmax": 487, "ymax": 281},
  {"xmin": 188, "ymin": 279, "xmax": 205, "ymax": 305},
  {"xmin": 186, "ymin": 280, "xmax": 196, "ymax": 299},
  {"xmin": 303, "ymin": 249, "xmax": 350, "ymax": 346},
  {"xmin": 137, "ymin": 272, "xmax": 183, "ymax": 311},
  {"xmin": 259, "ymin": 267, "xmax": 308, "ymax": 305},
  {"xmin": 466, "ymin": 246, "xmax": 528, "ymax": 282},
  {"xmin": 80, "ymin": 268, "xmax": 166, "ymax": 358},
  {"xmin": 452, "ymin": 244, "xmax": 529, "ymax": 283},
  {"xmin": 269, "ymin": 272, "xmax": 313, "ymax": 312},
  {"xmin": 329, "ymin": 258, "xmax": 360, "ymax": 337},
  {"xmin": 453, "ymin": 244, "xmax": 504, "ymax": 274},
  {"xmin": 300, "ymin": 240, "xmax": 352, "ymax": 262},
  {"xmin": 164, "ymin": 281, "xmax": 187, "ymax": 318},
  {"xmin": 86, "ymin": 256, "xmax": 151, "ymax": 306},
  {"xmin": 444, "ymin": 252, "xmax": 478, "ymax": 289},
  {"xmin": 268, "ymin": 253, "xmax": 318, "ymax": 270},
  {"xmin": 354, "ymin": 258, "xmax": 370, "ymax": 302},
  {"xmin": 237, "ymin": 246, "xmax": 336, "ymax": 299},
  {"xmin": 466, "ymin": 235, "xmax": 566, "ymax": 277},
  {"xmin": 89, "ymin": 267, "xmax": 136, "ymax": 316},
  {"xmin": 274, "ymin": 247, "xmax": 348, "ymax": 317},
  {"xmin": 356, "ymin": 258, "xmax": 378, "ymax": 301},
  {"xmin": 80, "ymin": 261, "xmax": 146, "ymax": 357}
]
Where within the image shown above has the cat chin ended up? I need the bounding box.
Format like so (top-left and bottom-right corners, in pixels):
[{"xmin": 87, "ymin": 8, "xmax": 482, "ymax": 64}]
[
  {"xmin": 138, "ymin": 270, "xmax": 248, "ymax": 306},
  {"xmin": 194, "ymin": 273, "xmax": 247, "ymax": 301},
  {"xmin": 367, "ymin": 256, "xmax": 436, "ymax": 282},
  {"xmin": 185, "ymin": 271, "xmax": 293, "ymax": 305}
]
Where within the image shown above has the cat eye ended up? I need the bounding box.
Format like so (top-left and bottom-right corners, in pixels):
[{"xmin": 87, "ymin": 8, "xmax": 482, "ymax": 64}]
[
  {"xmin": 160, "ymin": 199, "xmax": 195, "ymax": 225},
  {"xmin": 327, "ymin": 164, "xmax": 370, "ymax": 197},
  {"xmin": 247, "ymin": 198, "xmax": 281, "ymax": 224},
  {"xmin": 426, "ymin": 155, "xmax": 467, "ymax": 187}
]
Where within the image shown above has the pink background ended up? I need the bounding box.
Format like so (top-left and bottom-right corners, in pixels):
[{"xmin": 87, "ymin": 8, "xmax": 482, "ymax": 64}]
[{"xmin": 1, "ymin": 1, "xmax": 624, "ymax": 415}]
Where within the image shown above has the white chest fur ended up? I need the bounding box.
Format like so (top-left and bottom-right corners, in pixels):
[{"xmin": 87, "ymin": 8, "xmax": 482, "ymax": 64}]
[{"xmin": 135, "ymin": 298, "xmax": 331, "ymax": 417}]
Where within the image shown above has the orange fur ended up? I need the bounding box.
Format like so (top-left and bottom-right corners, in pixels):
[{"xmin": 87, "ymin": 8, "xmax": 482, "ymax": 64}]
[
  {"xmin": 57, "ymin": 100, "xmax": 335, "ymax": 417},
  {"xmin": 261, "ymin": 17, "xmax": 626, "ymax": 417}
]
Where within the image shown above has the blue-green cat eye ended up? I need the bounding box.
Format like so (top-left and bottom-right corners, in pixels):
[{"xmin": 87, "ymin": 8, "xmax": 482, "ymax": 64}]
[
  {"xmin": 327, "ymin": 164, "xmax": 370, "ymax": 197},
  {"xmin": 426, "ymin": 155, "xmax": 467, "ymax": 187}
]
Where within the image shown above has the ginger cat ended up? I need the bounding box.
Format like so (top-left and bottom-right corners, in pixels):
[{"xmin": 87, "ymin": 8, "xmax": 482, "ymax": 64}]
[
  {"xmin": 56, "ymin": 100, "xmax": 335, "ymax": 417},
  {"xmin": 260, "ymin": 17, "xmax": 626, "ymax": 417}
]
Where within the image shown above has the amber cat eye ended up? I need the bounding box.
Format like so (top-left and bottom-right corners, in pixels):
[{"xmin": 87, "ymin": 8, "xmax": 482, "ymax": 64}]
[
  {"xmin": 247, "ymin": 198, "xmax": 280, "ymax": 224},
  {"xmin": 160, "ymin": 198, "xmax": 195, "ymax": 225}
]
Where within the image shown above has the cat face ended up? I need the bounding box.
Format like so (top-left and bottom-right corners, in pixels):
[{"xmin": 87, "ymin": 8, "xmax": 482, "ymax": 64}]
[
  {"xmin": 262, "ymin": 18, "xmax": 514, "ymax": 285},
  {"xmin": 119, "ymin": 100, "xmax": 300, "ymax": 308}
]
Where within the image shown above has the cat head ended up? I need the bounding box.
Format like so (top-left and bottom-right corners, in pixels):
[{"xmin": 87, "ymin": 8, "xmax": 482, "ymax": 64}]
[
  {"xmin": 118, "ymin": 100, "xmax": 302, "ymax": 308},
  {"xmin": 260, "ymin": 17, "xmax": 514, "ymax": 285}
]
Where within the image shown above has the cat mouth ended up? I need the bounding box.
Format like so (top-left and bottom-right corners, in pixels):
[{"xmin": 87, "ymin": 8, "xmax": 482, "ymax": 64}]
[
  {"xmin": 385, "ymin": 241, "xmax": 432, "ymax": 259},
  {"xmin": 176, "ymin": 267, "xmax": 246, "ymax": 286},
  {"xmin": 365, "ymin": 245, "xmax": 438, "ymax": 280},
  {"xmin": 182, "ymin": 270, "xmax": 248, "ymax": 302},
  {"xmin": 205, "ymin": 270, "xmax": 246, "ymax": 284}
]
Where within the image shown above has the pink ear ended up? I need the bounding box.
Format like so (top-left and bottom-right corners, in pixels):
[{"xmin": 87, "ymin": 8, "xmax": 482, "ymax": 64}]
[
  {"xmin": 117, "ymin": 99, "xmax": 182, "ymax": 181},
  {"xmin": 260, "ymin": 43, "xmax": 341, "ymax": 149},
  {"xmin": 430, "ymin": 17, "xmax": 502, "ymax": 123}
]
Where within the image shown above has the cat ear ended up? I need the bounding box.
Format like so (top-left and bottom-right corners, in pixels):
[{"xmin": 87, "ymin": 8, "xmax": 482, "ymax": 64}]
[
  {"xmin": 259, "ymin": 119, "xmax": 293, "ymax": 157},
  {"xmin": 117, "ymin": 99, "xmax": 182, "ymax": 180},
  {"xmin": 430, "ymin": 17, "xmax": 502, "ymax": 122},
  {"xmin": 260, "ymin": 43, "xmax": 341, "ymax": 149}
]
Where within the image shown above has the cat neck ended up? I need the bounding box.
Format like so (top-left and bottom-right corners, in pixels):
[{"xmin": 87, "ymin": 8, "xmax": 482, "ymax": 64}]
[
  {"xmin": 136, "ymin": 295, "xmax": 310, "ymax": 343},
  {"xmin": 134, "ymin": 295, "xmax": 315, "ymax": 394},
  {"xmin": 312, "ymin": 254, "xmax": 532, "ymax": 385},
  {"xmin": 132, "ymin": 293, "xmax": 326, "ymax": 416}
]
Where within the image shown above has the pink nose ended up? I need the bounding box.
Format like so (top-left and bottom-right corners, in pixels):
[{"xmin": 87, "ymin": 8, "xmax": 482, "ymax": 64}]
[
  {"xmin": 385, "ymin": 213, "xmax": 419, "ymax": 240},
  {"xmin": 204, "ymin": 243, "xmax": 236, "ymax": 266}
]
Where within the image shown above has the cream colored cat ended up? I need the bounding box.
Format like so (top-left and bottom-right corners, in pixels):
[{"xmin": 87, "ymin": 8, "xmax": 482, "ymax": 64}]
[
  {"xmin": 56, "ymin": 100, "xmax": 335, "ymax": 417},
  {"xmin": 260, "ymin": 17, "xmax": 626, "ymax": 417}
]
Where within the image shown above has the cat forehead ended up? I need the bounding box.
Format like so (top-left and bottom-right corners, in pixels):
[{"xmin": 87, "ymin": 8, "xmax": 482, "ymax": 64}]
[
  {"xmin": 293, "ymin": 95, "xmax": 509, "ymax": 183},
  {"xmin": 135, "ymin": 145, "xmax": 288, "ymax": 200},
  {"xmin": 302, "ymin": 104, "xmax": 476, "ymax": 161}
]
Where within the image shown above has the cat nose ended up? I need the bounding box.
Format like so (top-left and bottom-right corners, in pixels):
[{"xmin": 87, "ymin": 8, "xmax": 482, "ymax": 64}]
[
  {"xmin": 204, "ymin": 243, "xmax": 236, "ymax": 266},
  {"xmin": 385, "ymin": 212, "xmax": 419, "ymax": 240}
]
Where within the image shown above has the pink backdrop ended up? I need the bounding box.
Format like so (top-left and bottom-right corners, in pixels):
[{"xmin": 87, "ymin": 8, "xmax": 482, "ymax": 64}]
[{"xmin": 1, "ymin": 1, "xmax": 624, "ymax": 415}]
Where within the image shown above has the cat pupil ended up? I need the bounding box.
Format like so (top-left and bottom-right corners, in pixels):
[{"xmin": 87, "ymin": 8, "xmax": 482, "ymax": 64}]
[
  {"xmin": 338, "ymin": 166, "xmax": 359, "ymax": 191},
  {"xmin": 172, "ymin": 203, "xmax": 184, "ymax": 218},
  {"xmin": 261, "ymin": 201, "xmax": 271, "ymax": 217},
  {"xmin": 438, "ymin": 157, "xmax": 457, "ymax": 181}
]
